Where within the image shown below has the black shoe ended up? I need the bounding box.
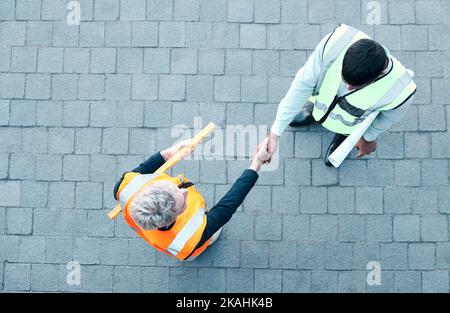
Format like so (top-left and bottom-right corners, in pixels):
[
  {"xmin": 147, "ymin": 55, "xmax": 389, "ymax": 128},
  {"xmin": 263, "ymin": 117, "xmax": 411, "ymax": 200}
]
[
  {"xmin": 289, "ymin": 102, "xmax": 315, "ymax": 127},
  {"xmin": 325, "ymin": 133, "xmax": 348, "ymax": 166}
]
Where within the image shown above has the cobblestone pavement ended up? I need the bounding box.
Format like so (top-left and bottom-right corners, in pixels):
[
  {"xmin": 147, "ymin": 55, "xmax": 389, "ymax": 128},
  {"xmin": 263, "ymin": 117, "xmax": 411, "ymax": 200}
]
[{"xmin": 1, "ymin": 0, "xmax": 449, "ymax": 293}]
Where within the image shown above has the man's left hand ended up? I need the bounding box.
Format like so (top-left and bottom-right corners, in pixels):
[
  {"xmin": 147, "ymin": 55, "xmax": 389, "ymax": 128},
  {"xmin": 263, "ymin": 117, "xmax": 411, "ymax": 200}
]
[
  {"xmin": 161, "ymin": 139, "xmax": 194, "ymax": 161},
  {"xmin": 355, "ymin": 137, "xmax": 377, "ymax": 158}
]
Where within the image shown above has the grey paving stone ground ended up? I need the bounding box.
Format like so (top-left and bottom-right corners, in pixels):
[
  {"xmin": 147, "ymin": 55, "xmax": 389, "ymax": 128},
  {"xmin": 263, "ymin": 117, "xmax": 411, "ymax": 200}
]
[{"xmin": 0, "ymin": 0, "xmax": 449, "ymax": 293}]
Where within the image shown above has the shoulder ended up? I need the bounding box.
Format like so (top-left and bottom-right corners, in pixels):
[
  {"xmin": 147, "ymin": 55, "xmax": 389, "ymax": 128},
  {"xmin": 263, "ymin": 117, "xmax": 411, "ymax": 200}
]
[
  {"xmin": 114, "ymin": 172, "xmax": 140, "ymax": 200},
  {"xmin": 317, "ymin": 31, "xmax": 334, "ymax": 61}
]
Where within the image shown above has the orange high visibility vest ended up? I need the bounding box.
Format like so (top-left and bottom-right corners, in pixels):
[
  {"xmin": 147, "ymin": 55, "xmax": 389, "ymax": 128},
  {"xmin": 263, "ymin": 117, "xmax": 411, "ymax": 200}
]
[{"xmin": 116, "ymin": 172, "xmax": 210, "ymax": 261}]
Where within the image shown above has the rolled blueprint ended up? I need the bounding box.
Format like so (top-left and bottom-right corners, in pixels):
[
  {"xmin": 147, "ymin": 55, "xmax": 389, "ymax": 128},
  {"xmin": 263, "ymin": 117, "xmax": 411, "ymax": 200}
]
[{"xmin": 328, "ymin": 111, "xmax": 380, "ymax": 168}]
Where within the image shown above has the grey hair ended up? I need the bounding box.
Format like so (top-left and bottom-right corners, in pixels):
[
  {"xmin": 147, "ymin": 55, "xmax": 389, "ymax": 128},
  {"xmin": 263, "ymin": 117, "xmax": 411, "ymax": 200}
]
[{"xmin": 130, "ymin": 182, "xmax": 178, "ymax": 230}]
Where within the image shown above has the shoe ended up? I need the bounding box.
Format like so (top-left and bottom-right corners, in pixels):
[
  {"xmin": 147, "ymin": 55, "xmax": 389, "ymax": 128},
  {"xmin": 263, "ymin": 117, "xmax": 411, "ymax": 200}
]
[
  {"xmin": 289, "ymin": 102, "xmax": 315, "ymax": 127},
  {"xmin": 325, "ymin": 133, "xmax": 347, "ymax": 166}
]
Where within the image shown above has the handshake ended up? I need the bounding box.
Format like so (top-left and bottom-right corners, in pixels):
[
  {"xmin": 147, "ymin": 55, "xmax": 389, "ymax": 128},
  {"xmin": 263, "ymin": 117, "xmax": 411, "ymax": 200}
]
[
  {"xmin": 250, "ymin": 132, "xmax": 279, "ymax": 172},
  {"xmin": 162, "ymin": 131, "xmax": 281, "ymax": 173}
]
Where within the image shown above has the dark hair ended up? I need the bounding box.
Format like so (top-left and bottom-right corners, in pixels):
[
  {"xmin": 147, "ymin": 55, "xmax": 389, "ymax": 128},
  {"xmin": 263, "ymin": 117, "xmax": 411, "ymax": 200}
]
[{"xmin": 342, "ymin": 38, "xmax": 387, "ymax": 87}]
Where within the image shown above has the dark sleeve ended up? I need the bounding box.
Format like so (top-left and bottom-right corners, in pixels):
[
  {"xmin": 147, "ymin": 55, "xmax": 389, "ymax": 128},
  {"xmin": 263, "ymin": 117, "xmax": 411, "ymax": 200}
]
[
  {"xmin": 194, "ymin": 169, "xmax": 259, "ymax": 248},
  {"xmin": 132, "ymin": 152, "xmax": 166, "ymax": 174},
  {"xmin": 113, "ymin": 152, "xmax": 166, "ymax": 200}
]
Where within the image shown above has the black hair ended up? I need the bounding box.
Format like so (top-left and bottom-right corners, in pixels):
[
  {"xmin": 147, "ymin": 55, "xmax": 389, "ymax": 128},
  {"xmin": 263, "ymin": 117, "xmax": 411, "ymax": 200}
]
[{"xmin": 342, "ymin": 38, "xmax": 387, "ymax": 87}]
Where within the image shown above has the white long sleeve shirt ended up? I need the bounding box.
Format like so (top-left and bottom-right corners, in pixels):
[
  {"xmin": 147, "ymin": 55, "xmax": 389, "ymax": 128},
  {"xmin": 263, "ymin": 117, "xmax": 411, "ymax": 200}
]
[{"xmin": 270, "ymin": 33, "xmax": 414, "ymax": 142}]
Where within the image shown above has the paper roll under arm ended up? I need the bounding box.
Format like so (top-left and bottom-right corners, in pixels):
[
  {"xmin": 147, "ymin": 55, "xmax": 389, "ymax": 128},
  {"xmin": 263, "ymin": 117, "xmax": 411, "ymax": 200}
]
[
  {"xmin": 107, "ymin": 122, "xmax": 216, "ymax": 220},
  {"xmin": 328, "ymin": 68, "xmax": 415, "ymax": 168},
  {"xmin": 328, "ymin": 111, "xmax": 379, "ymax": 168}
]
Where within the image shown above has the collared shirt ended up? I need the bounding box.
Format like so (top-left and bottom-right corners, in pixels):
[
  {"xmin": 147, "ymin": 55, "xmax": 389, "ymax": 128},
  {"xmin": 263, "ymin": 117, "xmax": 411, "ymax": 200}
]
[{"xmin": 271, "ymin": 33, "xmax": 414, "ymax": 141}]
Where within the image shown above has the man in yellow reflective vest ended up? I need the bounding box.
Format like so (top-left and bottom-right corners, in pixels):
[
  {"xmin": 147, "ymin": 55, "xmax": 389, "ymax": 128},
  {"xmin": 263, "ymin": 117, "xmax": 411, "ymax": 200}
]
[
  {"xmin": 260, "ymin": 24, "xmax": 416, "ymax": 166},
  {"xmin": 114, "ymin": 139, "xmax": 268, "ymax": 261}
]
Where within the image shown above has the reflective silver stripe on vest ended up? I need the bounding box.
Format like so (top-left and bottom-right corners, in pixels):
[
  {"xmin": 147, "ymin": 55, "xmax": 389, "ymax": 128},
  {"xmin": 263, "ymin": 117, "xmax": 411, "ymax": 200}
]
[
  {"xmin": 314, "ymin": 100, "xmax": 329, "ymax": 113},
  {"xmin": 119, "ymin": 174, "xmax": 158, "ymax": 209},
  {"xmin": 325, "ymin": 72, "xmax": 413, "ymax": 126},
  {"xmin": 369, "ymin": 71, "xmax": 413, "ymax": 110},
  {"xmin": 314, "ymin": 26, "xmax": 360, "ymax": 95},
  {"xmin": 328, "ymin": 111, "xmax": 363, "ymax": 127},
  {"xmin": 166, "ymin": 206, "xmax": 206, "ymax": 257}
]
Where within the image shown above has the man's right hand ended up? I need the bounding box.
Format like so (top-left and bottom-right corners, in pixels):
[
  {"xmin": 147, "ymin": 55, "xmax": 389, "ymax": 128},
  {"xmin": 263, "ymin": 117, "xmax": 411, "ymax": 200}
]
[
  {"xmin": 259, "ymin": 132, "xmax": 279, "ymax": 163},
  {"xmin": 250, "ymin": 138, "xmax": 269, "ymax": 172}
]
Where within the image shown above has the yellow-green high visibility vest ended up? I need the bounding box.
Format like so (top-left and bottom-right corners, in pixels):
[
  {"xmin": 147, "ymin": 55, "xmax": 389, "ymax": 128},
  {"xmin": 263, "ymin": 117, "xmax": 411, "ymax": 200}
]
[{"xmin": 310, "ymin": 24, "xmax": 417, "ymax": 135}]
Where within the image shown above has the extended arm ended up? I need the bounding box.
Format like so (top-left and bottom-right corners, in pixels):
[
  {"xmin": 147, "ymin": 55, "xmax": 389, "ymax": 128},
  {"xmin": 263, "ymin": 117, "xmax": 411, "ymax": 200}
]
[
  {"xmin": 270, "ymin": 33, "xmax": 332, "ymax": 137},
  {"xmin": 193, "ymin": 142, "xmax": 267, "ymax": 249},
  {"xmin": 194, "ymin": 169, "xmax": 259, "ymax": 248}
]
